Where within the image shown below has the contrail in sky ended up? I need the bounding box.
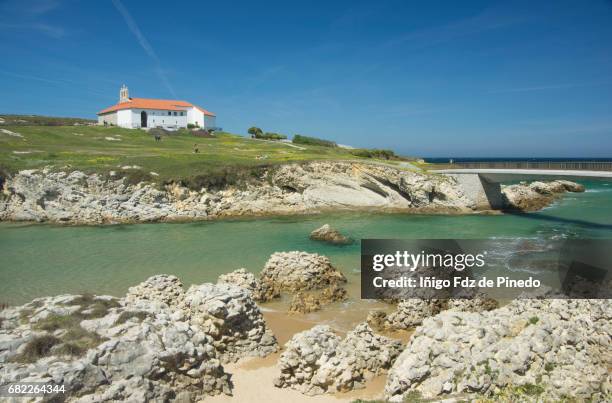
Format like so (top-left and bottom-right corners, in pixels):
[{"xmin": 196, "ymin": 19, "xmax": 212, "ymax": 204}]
[{"xmin": 111, "ymin": 0, "xmax": 177, "ymax": 98}]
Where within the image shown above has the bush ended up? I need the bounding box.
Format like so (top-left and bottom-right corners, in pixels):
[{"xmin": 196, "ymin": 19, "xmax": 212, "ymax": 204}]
[
  {"xmin": 292, "ymin": 135, "xmax": 336, "ymax": 147},
  {"xmin": 256, "ymin": 132, "xmax": 287, "ymax": 140},
  {"xmin": 187, "ymin": 123, "xmax": 197, "ymax": 129},
  {"xmin": 12, "ymin": 335, "xmax": 61, "ymax": 363},
  {"xmin": 248, "ymin": 126, "xmax": 263, "ymax": 137},
  {"xmin": 349, "ymin": 148, "xmax": 397, "ymax": 160},
  {"xmin": 192, "ymin": 129, "xmax": 214, "ymax": 137},
  {"xmin": 175, "ymin": 164, "xmax": 271, "ymax": 191},
  {"xmin": 115, "ymin": 170, "xmax": 153, "ymax": 186},
  {"xmin": 114, "ymin": 311, "xmax": 151, "ymax": 325}
]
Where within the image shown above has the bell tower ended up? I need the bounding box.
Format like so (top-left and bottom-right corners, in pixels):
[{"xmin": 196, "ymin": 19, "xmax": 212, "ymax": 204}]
[{"xmin": 119, "ymin": 84, "xmax": 129, "ymax": 103}]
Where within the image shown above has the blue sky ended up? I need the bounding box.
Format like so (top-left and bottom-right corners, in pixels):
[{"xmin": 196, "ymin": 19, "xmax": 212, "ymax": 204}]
[{"xmin": 1, "ymin": 0, "xmax": 611, "ymax": 157}]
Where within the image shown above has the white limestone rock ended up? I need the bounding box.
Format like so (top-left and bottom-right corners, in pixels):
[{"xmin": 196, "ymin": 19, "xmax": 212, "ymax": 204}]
[
  {"xmin": 217, "ymin": 268, "xmax": 278, "ymax": 302},
  {"xmin": 309, "ymin": 224, "xmax": 352, "ymax": 245},
  {"xmin": 385, "ymin": 299, "xmax": 612, "ymax": 402},
  {"xmin": 260, "ymin": 251, "xmax": 346, "ymax": 293},
  {"xmin": 274, "ymin": 323, "xmax": 402, "ymax": 395}
]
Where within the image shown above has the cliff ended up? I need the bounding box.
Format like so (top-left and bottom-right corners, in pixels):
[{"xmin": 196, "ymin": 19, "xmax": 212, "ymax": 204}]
[{"xmin": 0, "ymin": 161, "xmax": 584, "ymax": 224}]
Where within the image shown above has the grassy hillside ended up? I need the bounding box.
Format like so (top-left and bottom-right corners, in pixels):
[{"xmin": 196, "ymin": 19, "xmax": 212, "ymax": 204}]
[
  {"xmin": 0, "ymin": 125, "xmax": 407, "ymax": 185},
  {"xmin": 0, "ymin": 114, "xmax": 96, "ymax": 126}
]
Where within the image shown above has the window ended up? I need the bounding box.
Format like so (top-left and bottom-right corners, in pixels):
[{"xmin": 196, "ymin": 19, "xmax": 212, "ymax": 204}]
[
  {"xmin": 173, "ymin": 111, "xmax": 177, "ymax": 116},
  {"xmin": 180, "ymin": 112, "xmax": 184, "ymax": 116},
  {"xmin": 168, "ymin": 111, "xmax": 171, "ymax": 116}
]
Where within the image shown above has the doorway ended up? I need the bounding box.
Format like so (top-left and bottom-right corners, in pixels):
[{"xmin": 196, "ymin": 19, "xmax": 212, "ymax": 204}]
[{"xmin": 141, "ymin": 111, "xmax": 147, "ymax": 128}]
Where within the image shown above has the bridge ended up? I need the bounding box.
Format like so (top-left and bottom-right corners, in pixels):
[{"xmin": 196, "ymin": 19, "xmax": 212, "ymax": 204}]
[{"xmin": 430, "ymin": 168, "xmax": 612, "ymax": 210}]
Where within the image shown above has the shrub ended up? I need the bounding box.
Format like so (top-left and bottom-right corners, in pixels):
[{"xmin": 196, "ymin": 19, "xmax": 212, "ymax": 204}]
[
  {"xmin": 66, "ymin": 294, "xmax": 120, "ymax": 319},
  {"xmin": 292, "ymin": 135, "xmax": 336, "ymax": 147},
  {"xmin": 187, "ymin": 123, "xmax": 197, "ymax": 129},
  {"xmin": 255, "ymin": 132, "xmax": 287, "ymax": 140},
  {"xmin": 248, "ymin": 126, "xmax": 263, "ymax": 137},
  {"xmin": 349, "ymin": 148, "xmax": 397, "ymax": 160},
  {"xmin": 191, "ymin": 129, "xmax": 214, "ymax": 138},
  {"xmin": 176, "ymin": 164, "xmax": 271, "ymax": 191},
  {"xmin": 35, "ymin": 314, "xmax": 78, "ymax": 332},
  {"xmin": 13, "ymin": 335, "xmax": 61, "ymax": 363},
  {"xmin": 115, "ymin": 170, "xmax": 153, "ymax": 186},
  {"xmin": 114, "ymin": 310, "xmax": 151, "ymax": 325}
]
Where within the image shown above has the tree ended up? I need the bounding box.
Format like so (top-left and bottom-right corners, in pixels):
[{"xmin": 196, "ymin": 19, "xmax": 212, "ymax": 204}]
[{"xmin": 248, "ymin": 126, "xmax": 263, "ymax": 138}]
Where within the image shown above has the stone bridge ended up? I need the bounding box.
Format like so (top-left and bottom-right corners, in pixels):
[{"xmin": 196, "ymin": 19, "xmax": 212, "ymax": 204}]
[{"xmin": 432, "ymin": 169, "xmax": 612, "ymax": 210}]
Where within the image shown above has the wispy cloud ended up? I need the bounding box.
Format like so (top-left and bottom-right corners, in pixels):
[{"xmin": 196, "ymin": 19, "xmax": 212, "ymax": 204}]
[
  {"xmin": 0, "ymin": 0, "xmax": 64, "ymax": 38},
  {"xmin": 0, "ymin": 69, "xmax": 108, "ymax": 98},
  {"xmin": 0, "ymin": 22, "xmax": 64, "ymax": 38},
  {"xmin": 385, "ymin": 6, "xmax": 528, "ymax": 49},
  {"xmin": 0, "ymin": 0, "xmax": 60, "ymax": 15},
  {"xmin": 111, "ymin": 0, "xmax": 177, "ymax": 98},
  {"xmin": 490, "ymin": 81, "xmax": 612, "ymax": 94}
]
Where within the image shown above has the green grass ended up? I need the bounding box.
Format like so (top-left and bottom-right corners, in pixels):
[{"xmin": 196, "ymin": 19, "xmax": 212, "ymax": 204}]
[
  {"xmin": 0, "ymin": 114, "xmax": 95, "ymax": 126},
  {"xmin": 0, "ymin": 124, "xmax": 402, "ymax": 184},
  {"xmin": 527, "ymin": 316, "xmax": 540, "ymax": 325}
]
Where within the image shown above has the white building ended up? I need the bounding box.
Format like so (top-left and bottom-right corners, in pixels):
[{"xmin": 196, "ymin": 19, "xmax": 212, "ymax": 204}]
[{"xmin": 97, "ymin": 85, "xmax": 217, "ymax": 130}]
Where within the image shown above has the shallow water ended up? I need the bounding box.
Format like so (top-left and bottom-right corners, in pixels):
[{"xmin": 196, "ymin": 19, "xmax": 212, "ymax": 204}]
[{"xmin": 1, "ymin": 180, "xmax": 611, "ymax": 307}]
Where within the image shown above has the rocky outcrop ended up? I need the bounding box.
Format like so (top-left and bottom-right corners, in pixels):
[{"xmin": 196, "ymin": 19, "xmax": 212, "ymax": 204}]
[
  {"xmin": 371, "ymin": 299, "xmax": 446, "ymax": 330},
  {"xmin": 124, "ymin": 273, "xmax": 185, "ymax": 306},
  {"xmin": 309, "ymin": 224, "xmax": 352, "ymax": 245},
  {"xmin": 0, "ymin": 275, "xmax": 279, "ymax": 401},
  {"xmin": 288, "ymin": 283, "xmax": 348, "ymax": 314},
  {"xmin": 260, "ymin": 251, "xmax": 346, "ymax": 293},
  {"xmin": 274, "ymin": 323, "xmax": 403, "ymax": 395},
  {"xmin": 182, "ymin": 282, "xmax": 278, "ymax": 361},
  {"xmin": 384, "ymin": 299, "xmax": 611, "ymax": 402},
  {"xmin": 217, "ymin": 268, "xmax": 279, "ymax": 302},
  {"xmin": 502, "ymin": 179, "xmax": 585, "ymax": 211},
  {"xmin": 125, "ymin": 274, "xmax": 278, "ymax": 362},
  {"xmin": 0, "ymin": 164, "xmax": 586, "ymax": 224},
  {"xmin": 369, "ymin": 295, "xmax": 499, "ymax": 331},
  {"xmin": 0, "ymin": 162, "xmax": 473, "ymax": 224}
]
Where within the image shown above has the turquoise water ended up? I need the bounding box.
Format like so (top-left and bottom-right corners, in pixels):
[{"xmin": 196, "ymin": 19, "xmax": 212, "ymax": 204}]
[{"xmin": 1, "ymin": 180, "xmax": 611, "ymax": 305}]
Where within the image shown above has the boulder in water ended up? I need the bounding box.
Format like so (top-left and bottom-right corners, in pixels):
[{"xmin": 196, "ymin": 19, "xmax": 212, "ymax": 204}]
[{"xmin": 309, "ymin": 224, "xmax": 352, "ymax": 245}]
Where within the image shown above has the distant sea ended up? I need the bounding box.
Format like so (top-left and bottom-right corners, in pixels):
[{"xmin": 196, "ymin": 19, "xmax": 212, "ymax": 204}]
[{"xmin": 424, "ymin": 157, "xmax": 612, "ymax": 163}]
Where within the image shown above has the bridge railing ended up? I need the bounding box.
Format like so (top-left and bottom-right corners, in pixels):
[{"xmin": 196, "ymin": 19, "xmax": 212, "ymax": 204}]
[{"xmin": 429, "ymin": 161, "xmax": 612, "ymax": 171}]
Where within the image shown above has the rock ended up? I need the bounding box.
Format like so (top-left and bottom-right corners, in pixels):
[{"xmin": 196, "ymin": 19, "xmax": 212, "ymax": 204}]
[
  {"xmin": 288, "ymin": 283, "xmax": 348, "ymax": 314},
  {"xmin": 274, "ymin": 323, "xmax": 402, "ymax": 395},
  {"xmin": 366, "ymin": 310, "xmax": 390, "ymax": 332},
  {"xmin": 446, "ymin": 295, "xmax": 499, "ymax": 313},
  {"xmin": 502, "ymin": 180, "xmax": 584, "ymax": 211},
  {"xmin": 0, "ymin": 161, "xmax": 475, "ymax": 224},
  {"xmin": 0, "ymin": 297, "xmax": 229, "ymax": 401},
  {"xmin": 124, "ymin": 274, "xmax": 185, "ymax": 306},
  {"xmin": 183, "ymin": 282, "xmax": 278, "ymax": 361},
  {"xmin": 217, "ymin": 268, "xmax": 279, "ymax": 302},
  {"xmin": 260, "ymin": 251, "xmax": 346, "ymax": 293},
  {"xmin": 0, "ymin": 274, "xmax": 281, "ymax": 401},
  {"xmin": 384, "ymin": 299, "xmax": 446, "ymax": 329},
  {"xmin": 556, "ymin": 179, "xmax": 585, "ymax": 193},
  {"xmin": 309, "ymin": 224, "xmax": 352, "ymax": 245},
  {"xmin": 385, "ymin": 299, "xmax": 611, "ymax": 402}
]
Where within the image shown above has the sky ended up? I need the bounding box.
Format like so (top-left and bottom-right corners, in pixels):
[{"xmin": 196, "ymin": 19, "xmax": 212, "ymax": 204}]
[{"xmin": 0, "ymin": 0, "xmax": 611, "ymax": 157}]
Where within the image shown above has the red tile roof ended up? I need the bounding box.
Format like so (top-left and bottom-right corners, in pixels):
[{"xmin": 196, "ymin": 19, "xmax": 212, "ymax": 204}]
[{"xmin": 97, "ymin": 98, "xmax": 215, "ymax": 116}]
